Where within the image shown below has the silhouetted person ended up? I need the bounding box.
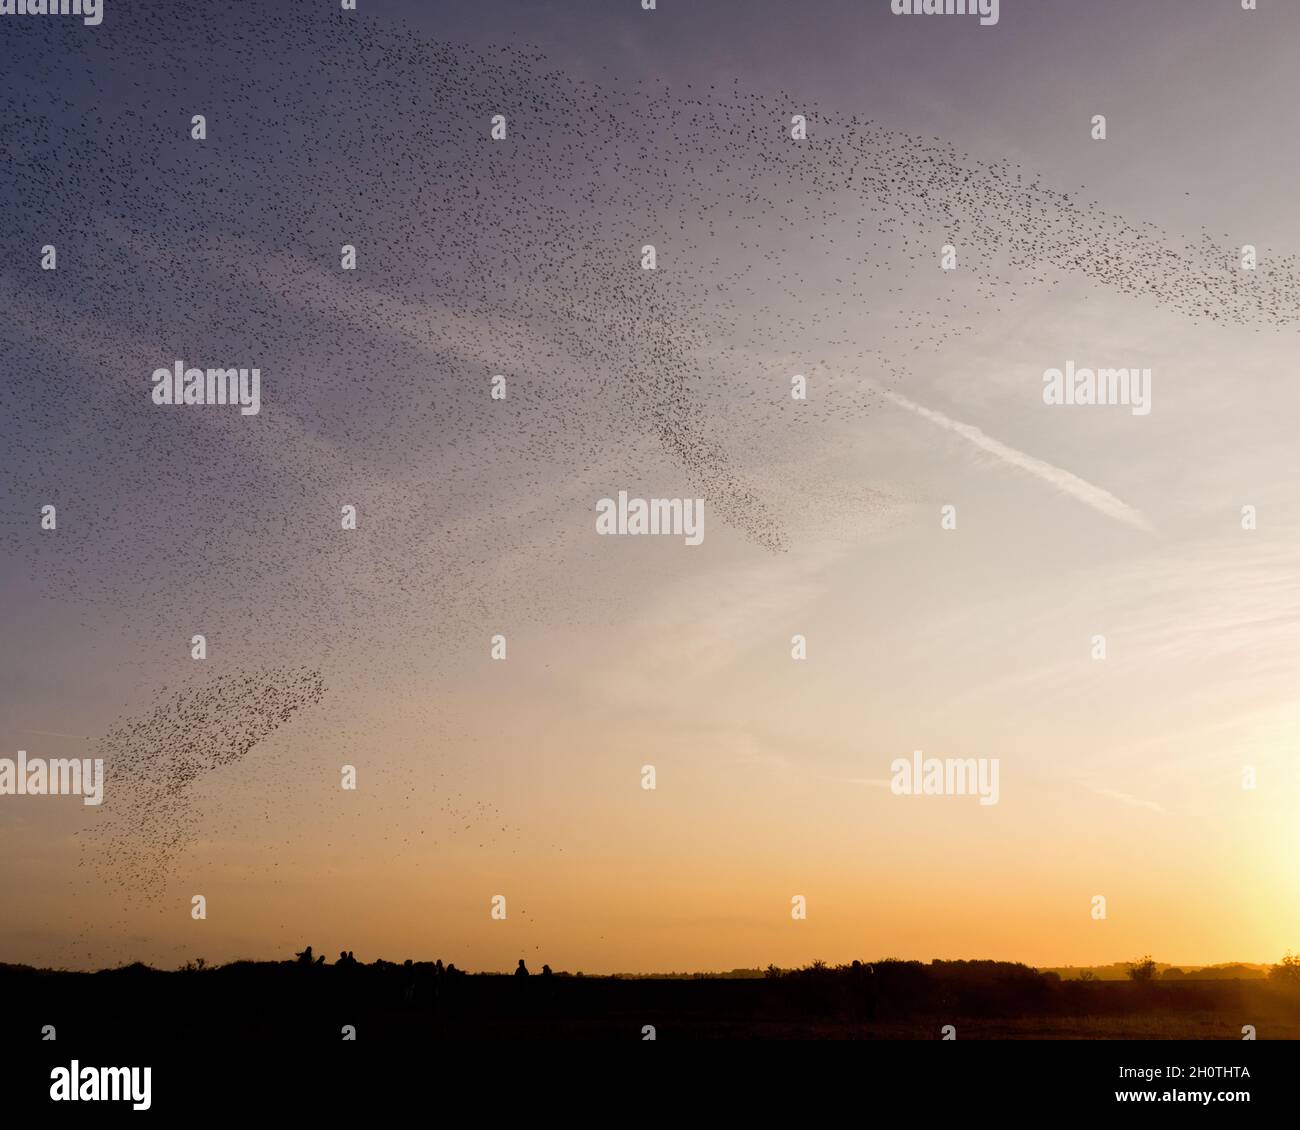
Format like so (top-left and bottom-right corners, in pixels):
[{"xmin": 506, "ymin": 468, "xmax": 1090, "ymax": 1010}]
[
  {"xmin": 515, "ymin": 959, "xmax": 530, "ymax": 978},
  {"xmin": 541, "ymin": 964, "xmax": 552, "ymax": 978},
  {"xmin": 295, "ymin": 945, "xmax": 314, "ymax": 966}
]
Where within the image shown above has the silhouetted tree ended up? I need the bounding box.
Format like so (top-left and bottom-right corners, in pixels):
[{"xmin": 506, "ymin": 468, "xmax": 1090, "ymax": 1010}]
[
  {"xmin": 1269, "ymin": 952, "xmax": 1300, "ymax": 988},
  {"xmin": 1127, "ymin": 955, "xmax": 1158, "ymax": 983}
]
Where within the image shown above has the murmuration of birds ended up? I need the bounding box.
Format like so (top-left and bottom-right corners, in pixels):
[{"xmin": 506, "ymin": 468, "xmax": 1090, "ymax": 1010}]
[
  {"xmin": 78, "ymin": 669, "xmax": 326, "ymax": 895},
  {"xmin": 2, "ymin": 4, "xmax": 1296, "ymax": 898}
]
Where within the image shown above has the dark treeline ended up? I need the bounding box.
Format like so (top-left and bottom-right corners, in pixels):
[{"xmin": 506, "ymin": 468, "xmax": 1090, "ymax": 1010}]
[{"xmin": 4, "ymin": 954, "xmax": 1299, "ymax": 1041}]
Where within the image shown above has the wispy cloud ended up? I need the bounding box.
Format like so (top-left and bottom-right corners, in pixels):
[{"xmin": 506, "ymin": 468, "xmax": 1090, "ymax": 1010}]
[{"xmin": 1091, "ymin": 788, "xmax": 1166, "ymax": 813}]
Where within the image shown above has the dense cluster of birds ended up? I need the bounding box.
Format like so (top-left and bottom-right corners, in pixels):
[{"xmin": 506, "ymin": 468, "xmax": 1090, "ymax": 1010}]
[
  {"xmin": 80, "ymin": 669, "xmax": 326, "ymax": 894},
  {"xmin": 1, "ymin": 3, "xmax": 1294, "ymax": 924}
]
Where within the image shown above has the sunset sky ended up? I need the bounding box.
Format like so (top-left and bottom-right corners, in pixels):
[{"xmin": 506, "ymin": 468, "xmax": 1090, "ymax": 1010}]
[{"xmin": 2, "ymin": 0, "xmax": 1298, "ymax": 974}]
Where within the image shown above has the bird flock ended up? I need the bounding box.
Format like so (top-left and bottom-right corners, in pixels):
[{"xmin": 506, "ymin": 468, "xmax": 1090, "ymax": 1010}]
[
  {"xmin": 1, "ymin": 3, "xmax": 1294, "ymax": 931},
  {"xmin": 81, "ymin": 668, "xmax": 326, "ymax": 895}
]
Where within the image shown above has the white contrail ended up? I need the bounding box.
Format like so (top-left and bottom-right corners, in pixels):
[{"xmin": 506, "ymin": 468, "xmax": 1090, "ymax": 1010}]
[{"xmin": 883, "ymin": 389, "xmax": 1154, "ymax": 532}]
